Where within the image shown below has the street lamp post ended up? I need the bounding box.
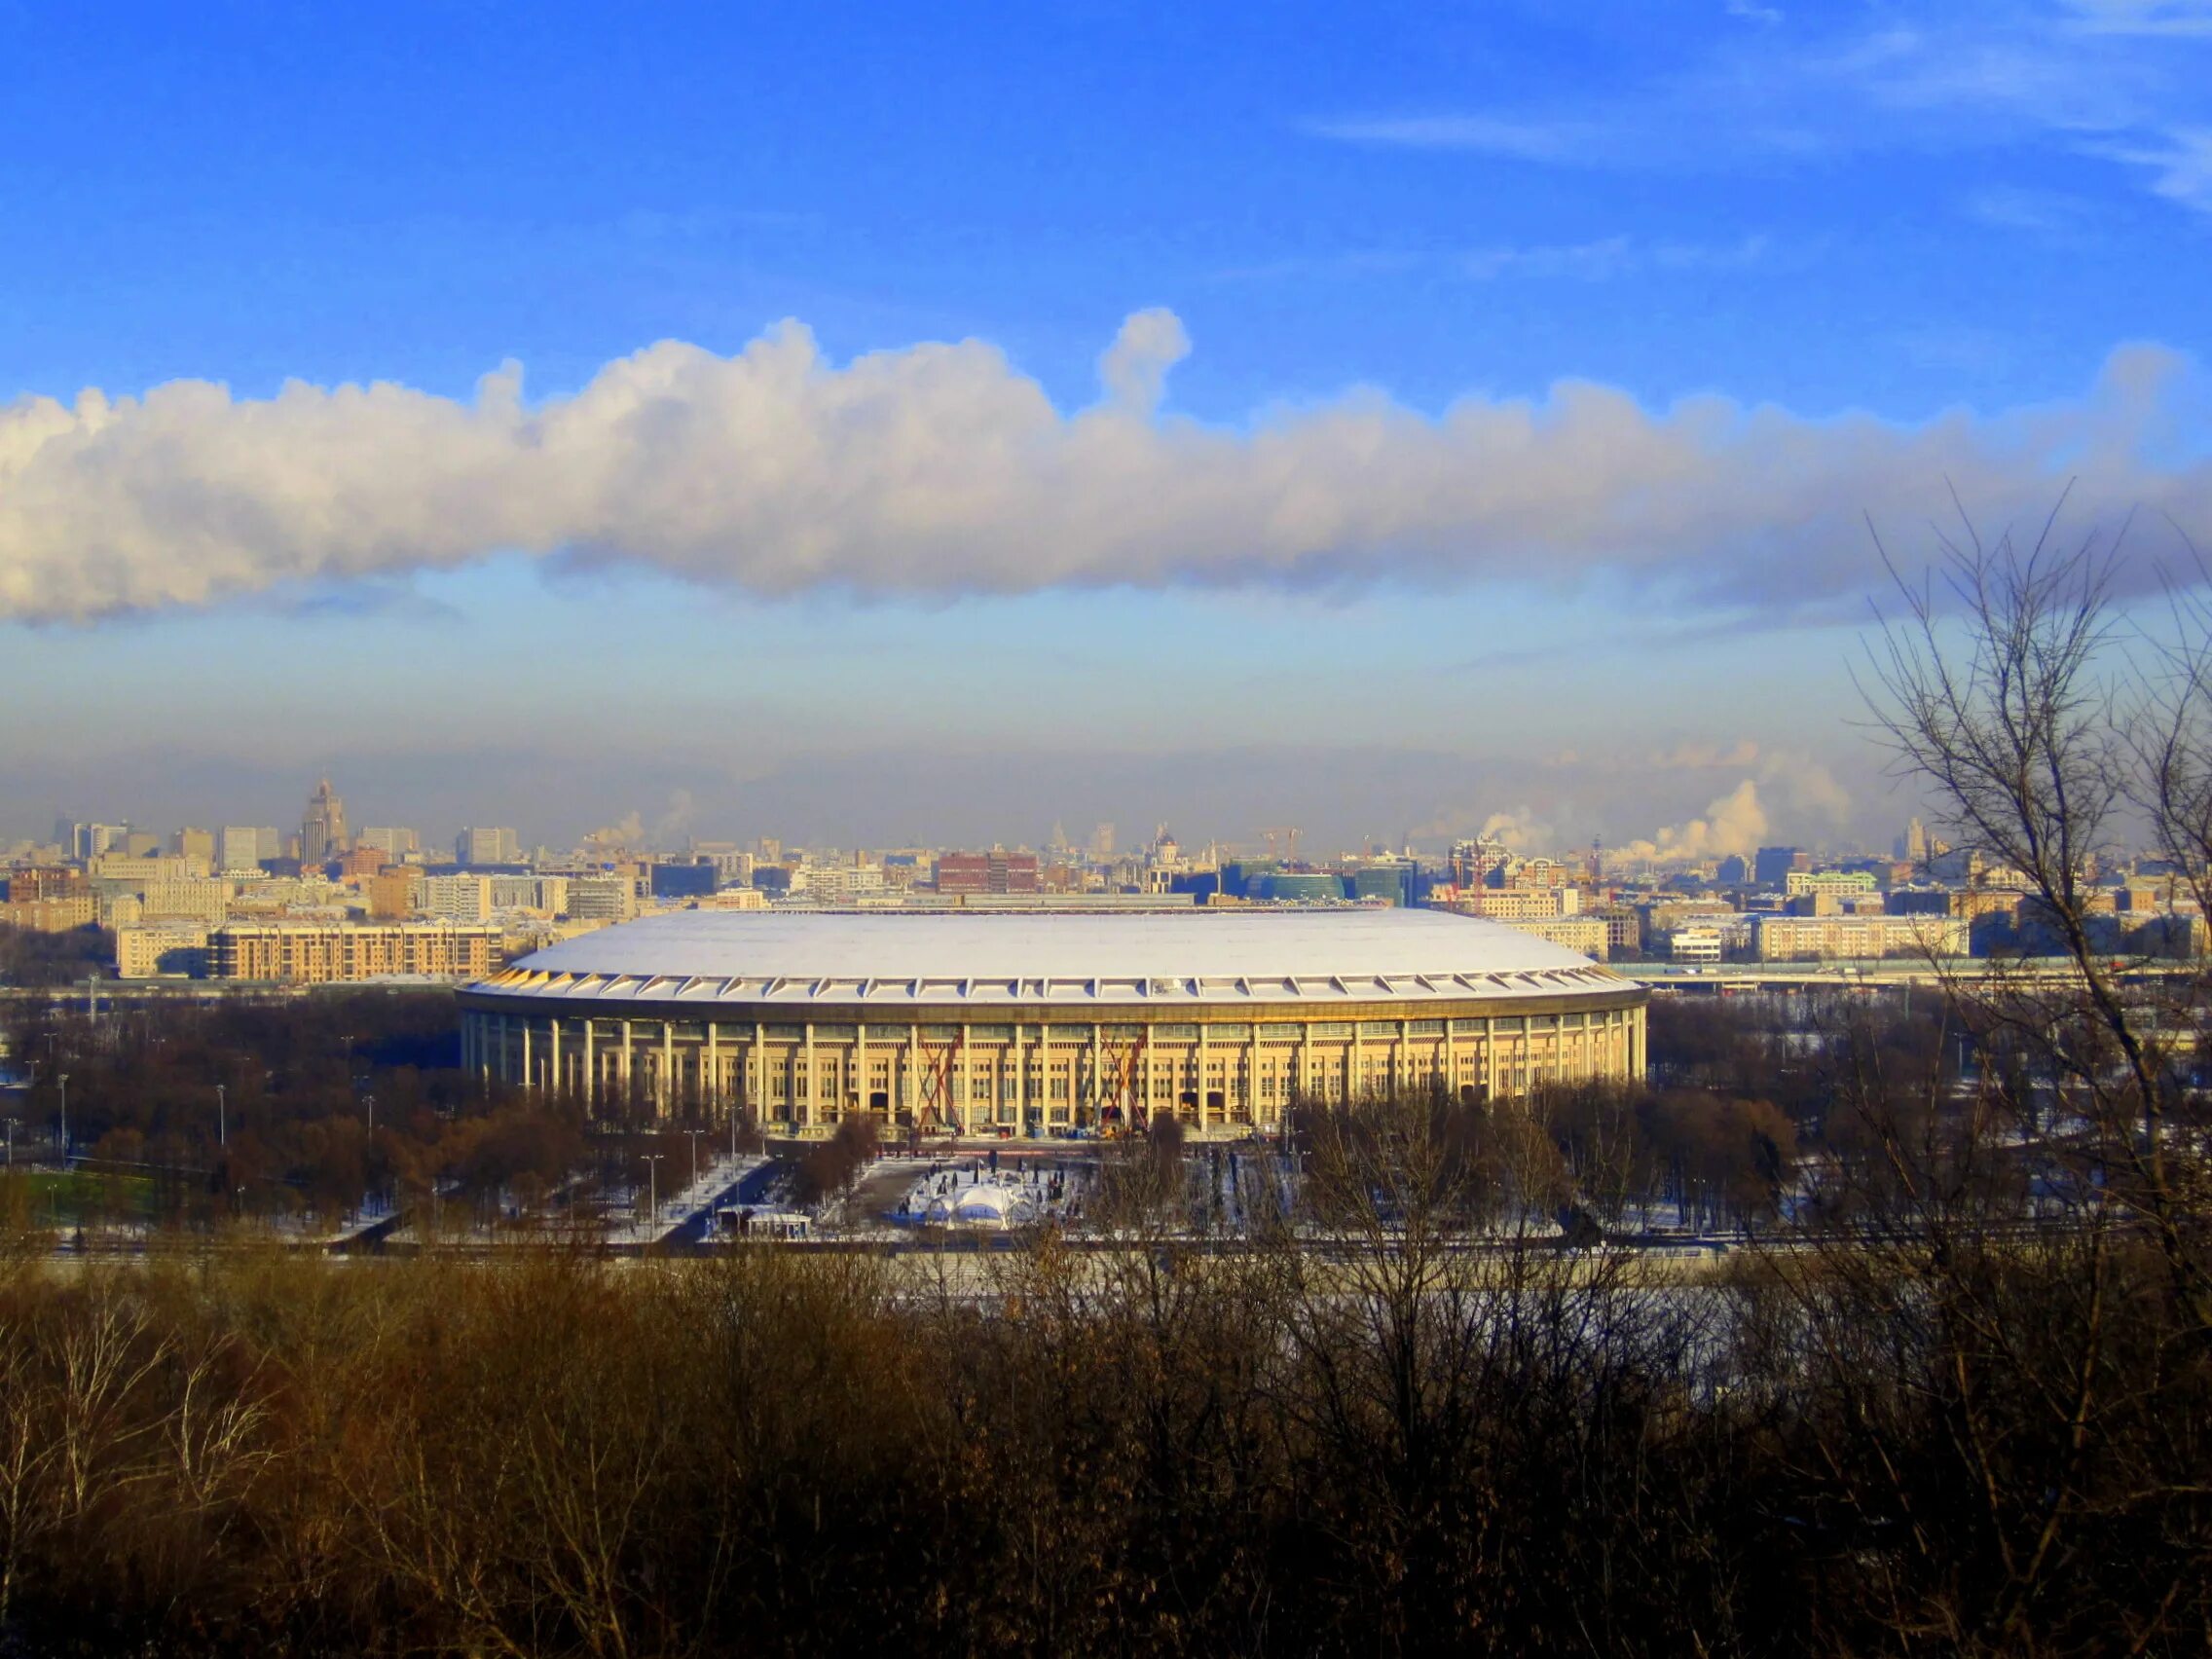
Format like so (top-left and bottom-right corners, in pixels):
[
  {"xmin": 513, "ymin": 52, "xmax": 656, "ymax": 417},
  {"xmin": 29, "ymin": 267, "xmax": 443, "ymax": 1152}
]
[
  {"xmin": 215, "ymin": 1084, "xmax": 226, "ymax": 1148},
  {"xmin": 56, "ymin": 1073, "xmax": 69, "ymax": 1165},
  {"xmin": 685, "ymin": 1128, "xmax": 702, "ymax": 1192},
  {"xmin": 644, "ymin": 1154, "xmax": 664, "ymax": 1231}
]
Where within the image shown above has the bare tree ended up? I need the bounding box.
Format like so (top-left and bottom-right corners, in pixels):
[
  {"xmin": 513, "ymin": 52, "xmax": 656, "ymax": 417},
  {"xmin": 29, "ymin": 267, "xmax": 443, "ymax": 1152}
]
[{"xmin": 1865, "ymin": 498, "xmax": 2210, "ymax": 1321}]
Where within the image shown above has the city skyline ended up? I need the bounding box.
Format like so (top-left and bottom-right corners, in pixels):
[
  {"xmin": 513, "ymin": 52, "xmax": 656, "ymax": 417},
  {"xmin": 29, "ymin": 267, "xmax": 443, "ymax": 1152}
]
[{"xmin": 4, "ymin": 3, "xmax": 2209, "ymax": 850}]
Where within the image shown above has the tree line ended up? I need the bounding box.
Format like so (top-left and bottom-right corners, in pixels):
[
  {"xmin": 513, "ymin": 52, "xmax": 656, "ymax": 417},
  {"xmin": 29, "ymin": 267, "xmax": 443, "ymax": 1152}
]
[{"xmin": 0, "ymin": 1061, "xmax": 2205, "ymax": 1656}]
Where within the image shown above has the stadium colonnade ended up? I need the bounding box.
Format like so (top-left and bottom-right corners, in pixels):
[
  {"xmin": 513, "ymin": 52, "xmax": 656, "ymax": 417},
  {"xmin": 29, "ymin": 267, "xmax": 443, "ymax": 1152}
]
[{"xmin": 457, "ymin": 909, "xmax": 1648, "ymax": 1135}]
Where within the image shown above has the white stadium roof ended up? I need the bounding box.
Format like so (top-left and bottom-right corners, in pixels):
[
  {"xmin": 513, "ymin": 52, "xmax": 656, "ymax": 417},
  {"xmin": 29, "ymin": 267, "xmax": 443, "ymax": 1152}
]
[{"xmin": 474, "ymin": 909, "xmax": 1631, "ymax": 1010}]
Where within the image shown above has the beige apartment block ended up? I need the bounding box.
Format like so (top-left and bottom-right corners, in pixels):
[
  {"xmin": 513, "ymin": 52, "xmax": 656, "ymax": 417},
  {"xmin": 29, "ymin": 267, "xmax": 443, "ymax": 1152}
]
[
  {"xmin": 207, "ymin": 922, "xmax": 500, "ymax": 982},
  {"xmin": 1, "ymin": 896, "xmax": 97, "ymax": 932},
  {"xmin": 116, "ymin": 924, "xmax": 210, "ymax": 978},
  {"xmin": 1784, "ymin": 869, "xmax": 1880, "ymax": 898},
  {"xmin": 365, "ymin": 869, "xmax": 424, "ymax": 921},
  {"xmin": 566, "ymin": 876, "xmax": 638, "ymax": 922},
  {"xmin": 1496, "ymin": 915, "xmax": 1612, "ymax": 960},
  {"xmin": 95, "ymin": 890, "xmax": 145, "ymax": 929},
  {"xmin": 1755, "ymin": 914, "xmax": 1970, "ymax": 961},
  {"xmin": 489, "ymin": 874, "xmax": 568, "ymax": 914},
  {"xmin": 424, "ymin": 873, "xmax": 496, "ymax": 922},
  {"xmin": 169, "ymin": 828, "xmax": 216, "ymax": 864},
  {"xmin": 90, "ymin": 853, "xmax": 208, "ymax": 883},
  {"xmin": 1454, "ymin": 887, "xmax": 1582, "ymax": 922},
  {"xmin": 140, "ymin": 877, "xmax": 233, "ymax": 923}
]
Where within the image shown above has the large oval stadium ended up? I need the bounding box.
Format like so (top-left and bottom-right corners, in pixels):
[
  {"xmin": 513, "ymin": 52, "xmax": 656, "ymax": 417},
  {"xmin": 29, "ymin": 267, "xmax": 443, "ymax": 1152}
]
[{"xmin": 458, "ymin": 909, "xmax": 1647, "ymax": 1134}]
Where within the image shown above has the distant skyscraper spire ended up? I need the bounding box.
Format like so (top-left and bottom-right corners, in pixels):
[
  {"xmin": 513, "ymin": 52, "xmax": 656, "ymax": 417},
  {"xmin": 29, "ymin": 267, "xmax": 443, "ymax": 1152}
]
[{"xmin": 302, "ymin": 777, "xmax": 348, "ymax": 864}]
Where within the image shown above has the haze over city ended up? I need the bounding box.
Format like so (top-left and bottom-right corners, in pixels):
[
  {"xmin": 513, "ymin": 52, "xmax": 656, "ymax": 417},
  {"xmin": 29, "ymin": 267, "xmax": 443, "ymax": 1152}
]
[{"xmin": 6, "ymin": 2, "xmax": 2209, "ymax": 853}]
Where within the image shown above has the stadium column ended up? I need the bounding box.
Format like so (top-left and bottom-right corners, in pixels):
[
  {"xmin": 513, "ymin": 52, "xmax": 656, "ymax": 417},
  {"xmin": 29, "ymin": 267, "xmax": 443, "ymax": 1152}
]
[
  {"xmin": 1299, "ymin": 1020, "xmax": 1312, "ymax": 1114},
  {"xmin": 1195, "ymin": 1023, "xmax": 1208, "ymax": 1129},
  {"xmin": 1633, "ymin": 1008, "xmax": 1645, "ymax": 1079},
  {"xmin": 496, "ymin": 1014, "xmax": 508, "ymax": 1085},
  {"xmin": 661, "ymin": 1021, "xmax": 674, "ymax": 1119},
  {"xmin": 584, "ymin": 1021, "xmax": 597, "ymax": 1111},
  {"xmin": 1484, "ymin": 1018, "xmax": 1499, "ymax": 1101},
  {"xmin": 521, "ymin": 1019, "xmax": 533, "ymax": 1090},
  {"xmin": 803, "ymin": 1023, "xmax": 817, "ymax": 1129},
  {"xmin": 959, "ymin": 1025, "xmax": 973, "ymax": 1137},
  {"xmin": 620, "ymin": 1020, "xmax": 634, "ymax": 1101},
  {"xmin": 1247, "ymin": 1023, "xmax": 1260, "ymax": 1124},
  {"xmin": 903, "ymin": 1025, "xmax": 919, "ymax": 1127},
  {"xmin": 1350, "ymin": 1019, "xmax": 1362, "ymax": 1102},
  {"xmin": 1029, "ymin": 1023, "xmax": 1043, "ymax": 1133},
  {"xmin": 1088, "ymin": 1023, "xmax": 1101, "ymax": 1130},
  {"xmin": 855, "ymin": 1022, "xmax": 867, "ymax": 1119},
  {"xmin": 704, "ymin": 1021, "xmax": 717, "ymax": 1113},
  {"xmin": 1443, "ymin": 1018, "xmax": 1457, "ymax": 1102},
  {"xmin": 754, "ymin": 1022, "xmax": 766, "ymax": 1125},
  {"xmin": 548, "ymin": 1017, "xmax": 560, "ymax": 1097}
]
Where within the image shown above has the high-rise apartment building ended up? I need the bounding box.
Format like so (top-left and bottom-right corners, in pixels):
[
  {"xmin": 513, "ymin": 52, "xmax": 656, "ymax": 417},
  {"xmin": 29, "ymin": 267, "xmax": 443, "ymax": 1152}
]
[
  {"xmin": 1752, "ymin": 846, "xmax": 1809, "ymax": 887},
  {"xmin": 489, "ymin": 874, "xmax": 568, "ymax": 915},
  {"xmin": 357, "ymin": 826, "xmax": 421, "ymax": 859},
  {"xmin": 301, "ymin": 779, "xmax": 348, "ymax": 864},
  {"xmin": 219, "ymin": 827, "xmax": 281, "ymax": 870},
  {"xmin": 58, "ymin": 822, "xmax": 130, "ymax": 861},
  {"xmin": 456, "ymin": 827, "xmax": 522, "ymax": 866},
  {"xmin": 424, "ymin": 873, "xmax": 496, "ymax": 922},
  {"xmin": 332, "ymin": 847, "xmax": 388, "ymax": 881},
  {"xmin": 1448, "ymin": 838, "xmax": 1510, "ymax": 890},
  {"xmin": 566, "ymin": 876, "xmax": 637, "ymax": 922},
  {"xmin": 365, "ymin": 869, "xmax": 423, "ymax": 921}
]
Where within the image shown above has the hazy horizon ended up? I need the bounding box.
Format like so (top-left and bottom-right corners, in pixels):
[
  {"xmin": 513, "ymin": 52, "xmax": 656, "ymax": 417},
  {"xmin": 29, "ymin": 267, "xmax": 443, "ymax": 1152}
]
[{"xmin": 6, "ymin": 3, "xmax": 2207, "ymax": 856}]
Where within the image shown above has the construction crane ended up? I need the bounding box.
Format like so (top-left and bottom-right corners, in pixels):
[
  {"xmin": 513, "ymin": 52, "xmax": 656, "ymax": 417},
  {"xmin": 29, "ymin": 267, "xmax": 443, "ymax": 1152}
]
[{"xmin": 1256, "ymin": 826, "xmax": 1303, "ymax": 864}]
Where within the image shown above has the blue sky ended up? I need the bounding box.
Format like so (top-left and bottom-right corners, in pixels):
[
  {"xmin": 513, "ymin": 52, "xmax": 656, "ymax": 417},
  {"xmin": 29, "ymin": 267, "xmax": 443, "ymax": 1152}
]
[{"xmin": 2, "ymin": 0, "xmax": 2207, "ymax": 855}]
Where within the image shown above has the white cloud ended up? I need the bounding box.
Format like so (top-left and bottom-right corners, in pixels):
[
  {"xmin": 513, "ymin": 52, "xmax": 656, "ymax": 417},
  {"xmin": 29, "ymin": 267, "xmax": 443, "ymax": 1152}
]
[
  {"xmin": 0, "ymin": 313, "xmax": 2205, "ymax": 623},
  {"xmin": 1963, "ymin": 184, "xmax": 2100, "ymax": 233},
  {"xmin": 1617, "ymin": 779, "xmax": 1771, "ymax": 863},
  {"xmin": 1309, "ymin": 7, "xmax": 2212, "ymax": 213},
  {"xmin": 1458, "ymin": 235, "xmax": 1769, "ymax": 282},
  {"xmin": 1096, "ymin": 308, "xmax": 1191, "ymax": 414},
  {"xmin": 1304, "ymin": 115, "xmax": 1606, "ymax": 160},
  {"xmin": 2061, "ymin": 0, "xmax": 2212, "ymax": 37},
  {"xmin": 2099, "ymin": 127, "xmax": 2212, "ymax": 209},
  {"xmin": 1480, "ymin": 807, "xmax": 1556, "ymax": 853},
  {"xmin": 1645, "ymin": 739, "xmax": 1763, "ymax": 770}
]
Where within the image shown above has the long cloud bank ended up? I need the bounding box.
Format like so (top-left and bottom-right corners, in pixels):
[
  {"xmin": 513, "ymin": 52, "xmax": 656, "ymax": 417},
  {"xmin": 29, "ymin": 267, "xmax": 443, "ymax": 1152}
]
[{"xmin": 1, "ymin": 310, "xmax": 2206, "ymax": 622}]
